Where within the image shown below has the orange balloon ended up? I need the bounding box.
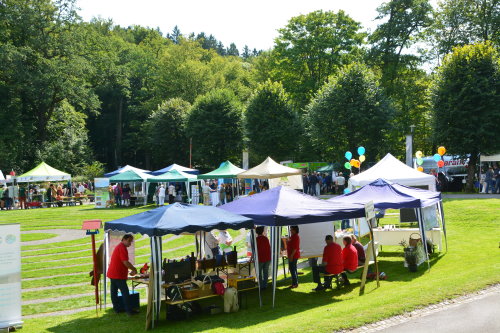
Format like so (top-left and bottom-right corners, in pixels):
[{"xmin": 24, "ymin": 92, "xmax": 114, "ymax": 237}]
[
  {"xmin": 417, "ymin": 166, "xmax": 424, "ymax": 172},
  {"xmin": 355, "ymin": 160, "xmax": 361, "ymax": 168},
  {"xmin": 350, "ymin": 159, "xmax": 356, "ymax": 166},
  {"xmin": 438, "ymin": 146, "xmax": 446, "ymax": 156}
]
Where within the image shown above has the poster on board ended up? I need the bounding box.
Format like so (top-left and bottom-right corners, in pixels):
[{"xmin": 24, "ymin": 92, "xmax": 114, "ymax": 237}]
[
  {"xmin": 94, "ymin": 178, "xmax": 110, "ymax": 209},
  {"xmin": 107, "ymin": 231, "xmax": 136, "ymax": 266},
  {"xmin": 0, "ymin": 224, "xmax": 22, "ymax": 329}
]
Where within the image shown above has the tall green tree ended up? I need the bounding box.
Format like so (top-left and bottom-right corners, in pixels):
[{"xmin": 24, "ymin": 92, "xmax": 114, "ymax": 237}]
[
  {"xmin": 143, "ymin": 98, "xmax": 191, "ymax": 169},
  {"xmin": 306, "ymin": 63, "xmax": 394, "ymax": 162},
  {"xmin": 246, "ymin": 81, "xmax": 301, "ymax": 162},
  {"xmin": 433, "ymin": 42, "xmax": 500, "ymax": 192},
  {"xmin": 266, "ymin": 10, "xmax": 365, "ymax": 108},
  {"xmin": 432, "ymin": 0, "xmax": 499, "ymax": 58},
  {"xmin": 186, "ymin": 89, "xmax": 244, "ymax": 168}
]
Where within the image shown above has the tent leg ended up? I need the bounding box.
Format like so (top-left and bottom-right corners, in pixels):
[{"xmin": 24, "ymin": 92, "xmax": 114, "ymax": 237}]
[
  {"xmin": 438, "ymin": 201, "xmax": 448, "ymax": 252},
  {"xmin": 416, "ymin": 208, "xmax": 430, "ymax": 271},
  {"xmin": 250, "ymin": 229, "xmax": 262, "ymax": 307}
]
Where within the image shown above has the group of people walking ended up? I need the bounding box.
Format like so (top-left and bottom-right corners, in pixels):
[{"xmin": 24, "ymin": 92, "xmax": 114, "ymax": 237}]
[
  {"xmin": 303, "ymin": 172, "xmax": 347, "ymax": 196},
  {"xmin": 482, "ymin": 164, "xmax": 500, "ymax": 194}
]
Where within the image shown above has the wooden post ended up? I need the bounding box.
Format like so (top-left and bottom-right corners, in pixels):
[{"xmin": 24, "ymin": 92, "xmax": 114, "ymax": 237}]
[{"xmin": 91, "ymin": 233, "xmax": 99, "ymax": 315}]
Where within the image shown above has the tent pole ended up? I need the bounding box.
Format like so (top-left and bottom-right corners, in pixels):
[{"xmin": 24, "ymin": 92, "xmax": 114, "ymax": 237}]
[
  {"xmin": 250, "ymin": 229, "xmax": 262, "ymax": 307},
  {"xmin": 103, "ymin": 231, "xmax": 109, "ymax": 310},
  {"xmin": 438, "ymin": 201, "xmax": 448, "ymax": 252},
  {"xmin": 416, "ymin": 208, "xmax": 430, "ymax": 270},
  {"xmin": 271, "ymin": 226, "xmax": 277, "ymax": 308}
]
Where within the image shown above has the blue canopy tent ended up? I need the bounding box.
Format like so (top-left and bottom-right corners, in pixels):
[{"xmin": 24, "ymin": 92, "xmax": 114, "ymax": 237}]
[
  {"xmin": 327, "ymin": 178, "xmax": 448, "ymax": 269},
  {"xmin": 103, "ymin": 203, "xmax": 253, "ymax": 327},
  {"xmin": 221, "ymin": 186, "xmax": 366, "ymax": 307},
  {"xmin": 151, "ymin": 164, "xmax": 199, "ymax": 176}
]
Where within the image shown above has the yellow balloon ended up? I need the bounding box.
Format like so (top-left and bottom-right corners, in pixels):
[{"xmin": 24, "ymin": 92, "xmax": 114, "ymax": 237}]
[
  {"xmin": 438, "ymin": 146, "xmax": 446, "ymax": 156},
  {"xmin": 417, "ymin": 166, "xmax": 424, "ymax": 172},
  {"xmin": 415, "ymin": 151, "xmax": 423, "ymax": 158},
  {"xmin": 359, "ymin": 155, "xmax": 366, "ymax": 163}
]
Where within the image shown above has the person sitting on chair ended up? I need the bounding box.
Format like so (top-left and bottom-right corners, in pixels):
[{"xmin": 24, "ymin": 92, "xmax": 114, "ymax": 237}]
[
  {"xmin": 312, "ymin": 235, "xmax": 343, "ymax": 291},
  {"xmin": 341, "ymin": 236, "xmax": 358, "ymax": 286},
  {"xmin": 351, "ymin": 235, "xmax": 366, "ymax": 266}
]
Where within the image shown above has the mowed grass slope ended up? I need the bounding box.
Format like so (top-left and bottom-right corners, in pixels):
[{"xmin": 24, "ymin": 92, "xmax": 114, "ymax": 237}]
[{"xmin": 0, "ymin": 199, "xmax": 497, "ymax": 332}]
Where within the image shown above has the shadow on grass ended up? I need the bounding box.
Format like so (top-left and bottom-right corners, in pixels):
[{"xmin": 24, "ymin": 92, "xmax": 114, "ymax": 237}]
[{"xmin": 45, "ymin": 252, "xmax": 444, "ymax": 333}]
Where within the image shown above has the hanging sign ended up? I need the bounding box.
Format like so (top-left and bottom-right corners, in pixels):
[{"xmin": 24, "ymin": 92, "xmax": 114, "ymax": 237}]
[{"xmin": 365, "ymin": 200, "xmax": 375, "ymax": 220}]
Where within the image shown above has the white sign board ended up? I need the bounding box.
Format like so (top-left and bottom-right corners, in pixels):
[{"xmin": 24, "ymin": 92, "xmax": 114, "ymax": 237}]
[
  {"xmin": 0, "ymin": 224, "xmax": 22, "ymax": 328},
  {"xmin": 297, "ymin": 222, "xmax": 335, "ymax": 258},
  {"xmin": 365, "ymin": 201, "xmax": 375, "ymax": 220},
  {"xmin": 269, "ymin": 175, "xmax": 304, "ymax": 190},
  {"xmin": 94, "ymin": 178, "xmax": 110, "ymax": 209}
]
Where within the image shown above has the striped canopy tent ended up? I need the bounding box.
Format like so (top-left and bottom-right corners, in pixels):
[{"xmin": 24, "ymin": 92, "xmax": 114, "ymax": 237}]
[
  {"xmin": 17, "ymin": 162, "xmax": 71, "ymax": 183},
  {"xmin": 104, "ymin": 204, "xmax": 253, "ymax": 327}
]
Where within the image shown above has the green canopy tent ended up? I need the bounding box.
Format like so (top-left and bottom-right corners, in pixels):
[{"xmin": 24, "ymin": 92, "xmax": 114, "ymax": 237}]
[
  {"xmin": 147, "ymin": 169, "xmax": 198, "ymax": 203},
  {"xmin": 197, "ymin": 161, "xmax": 245, "ymax": 179},
  {"xmin": 17, "ymin": 162, "xmax": 71, "ymax": 183},
  {"xmin": 316, "ymin": 164, "xmax": 334, "ymax": 173},
  {"xmin": 198, "ymin": 161, "xmax": 245, "ymax": 203},
  {"xmin": 109, "ymin": 170, "xmax": 149, "ymax": 182}
]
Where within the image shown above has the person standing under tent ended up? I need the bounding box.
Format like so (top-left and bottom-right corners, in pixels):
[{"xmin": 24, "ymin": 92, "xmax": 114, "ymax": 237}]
[
  {"xmin": 308, "ymin": 173, "xmax": 317, "ymax": 196},
  {"xmin": 302, "ymin": 173, "xmax": 309, "ymax": 194},
  {"xmin": 204, "ymin": 231, "xmax": 220, "ymax": 258},
  {"xmin": 218, "ymin": 183, "xmax": 225, "ymax": 206},
  {"xmin": 107, "ymin": 234, "xmax": 138, "ymax": 316},
  {"xmin": 485, "ymin": 167, "xmax": 494, "ymax": 194},
  {"xmin": 168, "ymin": 183, "xmax": 175, "ymax": 204},
  {"xmin": 114, "ymin": 184, "xmax": 122, "ymax": 207},
  {"xmin": 287, "ymin": 225, "xmax": 301, "ymax": 288},
  {"xmin": 157, "ymin": 184, "xmax": 166, "ymax": 206},
  {"xmin": 336, "ymin": 172, "xmax": 345, "ymax": 194},
  {"xmin": 341, "ymin": 236, "xmax": 358, "ymax": 286},
  {"xmin": 493, "ymin": 164, "xmax": 500, "ymax": 194},
  {"xmin": 312, "ymin": 235, "xmax": 343, "ymax": 291},
  {"xmin": 351, "ymin": 235, "xmax": 366, "ymax": 266},
  {"xmin": 202, "ymin": 182, "xmax": 211, "ymax": 206},
  {"xmin": 122, "ymin": 184, "xmax": 131, "ymax": 206},
  {"xmin": 256, "ymin": 226, "xmax": 271, "ymax": 290},
  {"xmin": 218, "ymin": 230, "xmax": 233, "ymax": 253},
  {"xmin": 18, "ymin": 185, "xmax": 27, "ymax": 210}
]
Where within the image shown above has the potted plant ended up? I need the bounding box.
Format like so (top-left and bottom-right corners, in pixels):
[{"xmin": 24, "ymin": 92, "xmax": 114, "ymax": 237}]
[{"xmin": 400, "ymin": 240, "xmax": 418, "ymax": 272}]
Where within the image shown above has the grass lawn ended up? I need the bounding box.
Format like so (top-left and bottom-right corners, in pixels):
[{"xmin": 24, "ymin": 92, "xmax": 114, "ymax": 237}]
[
  {"xmin": 21, "ymin": 233, "xmax": 58, "ymax": 242},
  {"xmin": 1, "ymin": 199, "xmax": 498, "ymax": 332}
]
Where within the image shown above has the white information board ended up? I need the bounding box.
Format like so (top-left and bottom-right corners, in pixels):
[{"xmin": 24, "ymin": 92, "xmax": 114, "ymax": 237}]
[
  {"xmin": 0, "ymin": 224, "xmax": 22, "ymax": 328},
  {"xmin": 94, "ymin": 177, "xmax": 110, "ymax": 209},
  {"xmin": 269, "ymin": 175, "xmax": 304, "ymax": 190},
  {"xmin": 298, "ymin": 222, "xmax": 335, "ymax": 258}
]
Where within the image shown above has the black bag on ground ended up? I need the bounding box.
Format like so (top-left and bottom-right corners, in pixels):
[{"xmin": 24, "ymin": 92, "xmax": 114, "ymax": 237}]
[{"xmin": 166, "ymin": 303, "xmax": 194, "ymax": 321}]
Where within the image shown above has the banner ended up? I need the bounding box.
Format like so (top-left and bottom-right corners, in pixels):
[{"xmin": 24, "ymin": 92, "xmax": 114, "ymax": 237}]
[
  {"xmin": 269, "ymin": 175, "xmax": 303, "ymax": 190},
  {"xmin": 94, "ymin": 178, "xmax": 110, "ymax": 209},
  {"xmin": 0, "ymin": 224, "xmax": 22, "ymax": 329}
]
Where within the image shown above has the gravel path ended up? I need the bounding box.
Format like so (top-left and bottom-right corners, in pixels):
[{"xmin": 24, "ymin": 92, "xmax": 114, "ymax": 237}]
[{"xmin": 22, "ymin": 229, "xmax": 87, "ymax": 246}]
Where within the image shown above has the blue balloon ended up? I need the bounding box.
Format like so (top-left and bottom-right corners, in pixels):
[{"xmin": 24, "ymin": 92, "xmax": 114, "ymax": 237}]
[
  {"xmin": 345, "ymin": 151, "xmax": 352, "ymax": 160},
  {"xmin": 343, "ymin": 188, "xmax": 351, "ymax": 194},
  {"xmin": 357, "ymin": 146, "xmax": 365, "ymax": 156},
  {"xmin": 433, "ymin": 153, "xmax": 441, "ymax": 162}
]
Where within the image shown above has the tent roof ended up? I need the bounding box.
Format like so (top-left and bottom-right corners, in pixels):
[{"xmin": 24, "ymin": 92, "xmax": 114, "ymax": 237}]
[
  {"xmin": 237, "ymin": 157, "xmax": 302, "ymax": 179},
  {"xmin": 349, "ymin": 153, "xmax": 436, "ymax": 191},
  {"xmin": 151, "ymin": 164, "xmax": 199, "ymax": 176},
  {"xmin": 328, "ymin": 178, "xmax": 441, "ymax": 209},
  {"xmin": 220, "ymin": 186, "xmax": 366, "ymax": 226},
  {"xmin": 104, "ymin": 203, "xmax": 254, "ymax": 236},
  {"xmin": 480, "ymin": 154, "xmax": 500, "ymax": 162},
  {"xmin": 17, "ymin": 162, "xmax": 71, "ymax": 182},
  {"xmin": 104, "ymin": 165, "xmax": 151, "ymax": 178},
  {"xmin": 198, "ymin": 161, "xmax": 245, "ymax": 179},
  {"xmin": 147, "ymin": 169, "xmax": 197, "ymax": 182},
  {"xmin": 317, "ymin": 164, "xmax": 334, "ymax": 172},
  {"xmin": 109, "ymin": 170, "xmax": 149, "ymax": 182}
]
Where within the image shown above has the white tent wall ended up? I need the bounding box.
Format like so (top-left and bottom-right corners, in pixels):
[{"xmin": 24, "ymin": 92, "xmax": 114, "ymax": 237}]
[
  {"xmin": 480, "ymin": 154, "xmax": 500, "ymax": 162},
  {"xmin": 298, "ymin": 222, "xmax": 335, "ymax": 258},
  {"xmin": 268, "ymin": 175, "xmax": 304, "ymax": 190}
]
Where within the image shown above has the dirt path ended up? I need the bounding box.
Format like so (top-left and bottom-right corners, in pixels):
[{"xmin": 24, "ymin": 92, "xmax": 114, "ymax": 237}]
[{"xmin": 22, "ymin": 229, "xmax": 87, "ymax": 246}]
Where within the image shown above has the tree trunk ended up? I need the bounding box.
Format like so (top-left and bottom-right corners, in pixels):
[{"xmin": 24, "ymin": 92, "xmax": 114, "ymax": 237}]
[{"xmin": 465, "ymin": 152, "xmax": 478, "ymax": 193}]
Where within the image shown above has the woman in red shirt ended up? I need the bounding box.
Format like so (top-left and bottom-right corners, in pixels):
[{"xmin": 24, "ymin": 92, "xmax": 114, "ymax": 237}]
[
  {"xmin": 255, "ymin": 226, "xmax": 271, "ymax": 289},
  {"xmin": 341, "ymin": 236, "xmax": 358, "ymax": 286},
  {"xmin": 287, "ymin": 226, "xmax": 300, "ymax": 288}
]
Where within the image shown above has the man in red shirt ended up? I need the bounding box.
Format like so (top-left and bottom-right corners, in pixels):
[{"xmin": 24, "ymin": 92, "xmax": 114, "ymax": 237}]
[
  {"xmin": 255, "ymin": 226, "xmax": 271, "ymax": 290},
  {"xmin": 287, "ymin": 226, "xmax": 300, "ymax": 288},
  {"xmin": 312, "ymin": 235, "xmax": 343, "ymax": 291},
  {"xmin": 107, "ymin": 234, "xmax": 138, "ymax": 315},
  {"xmin": 341, "ymin": 236, "xmax": 358, "ymax": 286}
]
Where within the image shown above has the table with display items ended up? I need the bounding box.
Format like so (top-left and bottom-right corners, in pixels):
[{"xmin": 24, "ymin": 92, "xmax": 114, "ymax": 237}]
[{"xmin": 372, "ymin": 228, "xmax": 442, "ymax": 251}]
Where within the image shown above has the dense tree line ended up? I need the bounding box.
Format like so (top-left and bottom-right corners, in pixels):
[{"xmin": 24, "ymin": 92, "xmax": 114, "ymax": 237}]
[{"xmin": 0, "ymin": 0, "xmax": 498, "ymax": 180}]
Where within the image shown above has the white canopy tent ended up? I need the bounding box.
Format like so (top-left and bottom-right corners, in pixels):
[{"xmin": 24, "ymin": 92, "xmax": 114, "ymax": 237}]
[
  {"xmin": 480, "ymin": 154, "xmax": 500, "ymax": 163},
  {"xmin": 349, "ymin": 153, "xmax": 437, "ymax": 191},
  {"xmin": 0, "ymin": 170, "xmax": 6, "ymax": 184},
  {"xmin": 237, "ymin": 157, "xmax": 301, "ymax": 179}
]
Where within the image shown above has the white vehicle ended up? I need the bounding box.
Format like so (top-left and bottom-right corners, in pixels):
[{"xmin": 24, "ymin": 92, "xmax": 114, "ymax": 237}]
[{"xmin": 417, "ymin": 155, "xmax": 468, "ymax": 191}]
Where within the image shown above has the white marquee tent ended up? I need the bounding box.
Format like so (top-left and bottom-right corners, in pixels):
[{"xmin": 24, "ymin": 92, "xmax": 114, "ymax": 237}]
[
  {"xmin": 349, "ymin": 153, "xmax": 437, "ymax": 191},
  {"xmin": 237, "ymin": 157, "xmax": 301, "ymax": 179}
]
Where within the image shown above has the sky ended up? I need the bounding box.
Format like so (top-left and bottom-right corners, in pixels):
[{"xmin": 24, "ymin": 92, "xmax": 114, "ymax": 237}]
[{"xmin": 77, "ymin": 0, "xmax": 387, "ymax": 51}]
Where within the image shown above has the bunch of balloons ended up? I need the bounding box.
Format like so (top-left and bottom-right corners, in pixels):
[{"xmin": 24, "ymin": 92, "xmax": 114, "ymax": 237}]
[
  {"xmin": 434, "ymin": 146, "xmax": 446, "ymax": 168},
  {"xmin": 415, "ymin": 150, "xmax": 424, "ymax": 172},
  {"xmin": 344, "ymin": 147, "xmax": 366, "ymax": 171}
]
